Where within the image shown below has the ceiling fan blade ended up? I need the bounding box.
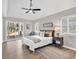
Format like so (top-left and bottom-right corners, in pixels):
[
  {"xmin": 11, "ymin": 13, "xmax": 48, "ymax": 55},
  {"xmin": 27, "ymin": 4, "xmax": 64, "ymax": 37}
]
[
  {"xmin": 32, "ymin": 9, "xmax": 41, "ymax": 11},
  {"xmin": 25, "ymin": 10, "xmax": 29, "ymax": 13},
  {"xmin": 22, "ymin": 0, "xmax": 41, "ymax": 14},
  {"xmin": 22, "ymin": 8, "xmax": 28, "ymax": 10}
]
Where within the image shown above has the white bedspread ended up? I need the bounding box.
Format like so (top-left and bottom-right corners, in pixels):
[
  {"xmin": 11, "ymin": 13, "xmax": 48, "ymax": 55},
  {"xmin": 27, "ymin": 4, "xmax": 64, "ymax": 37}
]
[{"xmin": 22, "ymin": 35, "xmax": 53, "ymax": 52}]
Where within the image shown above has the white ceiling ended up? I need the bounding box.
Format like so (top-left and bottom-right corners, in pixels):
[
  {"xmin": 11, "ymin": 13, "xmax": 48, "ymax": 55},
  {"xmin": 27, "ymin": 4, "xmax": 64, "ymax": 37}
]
[{"xmin": 4, "ymin": 0, "xmax": 75, "ymax": 20}]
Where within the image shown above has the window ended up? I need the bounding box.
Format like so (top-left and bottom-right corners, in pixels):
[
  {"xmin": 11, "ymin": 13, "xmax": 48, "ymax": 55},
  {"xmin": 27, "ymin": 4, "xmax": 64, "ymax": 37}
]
[
  {"xmin": 62, "ymin": 15, "xmax": 76, "ymax": 34},
  {"xmin": 62, "ymin": 19, "xmax": 67, "ymax": 33},
  {"xmin": 69, "ymin": 17, "xmax": 76, "ymax": 33}
]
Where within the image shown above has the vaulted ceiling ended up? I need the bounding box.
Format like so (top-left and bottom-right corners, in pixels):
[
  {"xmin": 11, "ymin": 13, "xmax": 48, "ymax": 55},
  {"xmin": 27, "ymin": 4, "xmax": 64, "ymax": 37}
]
[{"xmin": 3, "ymin": 0, "xmax": 76, "ymax": 20}]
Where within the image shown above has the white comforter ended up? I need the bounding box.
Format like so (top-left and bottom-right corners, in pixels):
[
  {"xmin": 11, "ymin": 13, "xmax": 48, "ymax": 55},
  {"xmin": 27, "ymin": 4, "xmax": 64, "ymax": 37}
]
[{"xmin": 22, "ymin": 35, "xmax": 52, "ymax": 52}]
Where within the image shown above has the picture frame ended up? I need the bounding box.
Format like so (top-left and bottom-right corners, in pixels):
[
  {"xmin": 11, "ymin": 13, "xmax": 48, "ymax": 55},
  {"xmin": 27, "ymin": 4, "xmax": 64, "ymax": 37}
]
[
  {"xmin": 43, "ymin": 22, "xmax": 53, "ymax": 27},
  {"xmin": 26, "ymin": 24, "xmax": 30, "ymax": 29}
]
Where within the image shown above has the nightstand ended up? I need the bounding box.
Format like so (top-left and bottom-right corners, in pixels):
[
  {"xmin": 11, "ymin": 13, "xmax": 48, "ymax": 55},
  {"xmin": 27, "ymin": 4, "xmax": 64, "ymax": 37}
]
[{"xmin": 53, "ymin": 37, "xmax": 63, "ymax": 47}]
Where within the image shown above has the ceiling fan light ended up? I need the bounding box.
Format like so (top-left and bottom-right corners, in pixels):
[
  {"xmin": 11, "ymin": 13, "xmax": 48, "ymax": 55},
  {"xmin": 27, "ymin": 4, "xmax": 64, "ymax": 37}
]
[{"xmin": 29, "ymin": 10, "xmax": 32, "ymax": 13}]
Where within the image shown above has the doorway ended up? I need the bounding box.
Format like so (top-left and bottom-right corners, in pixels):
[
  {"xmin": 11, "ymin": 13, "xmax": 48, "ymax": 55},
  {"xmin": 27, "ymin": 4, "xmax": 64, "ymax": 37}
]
[{"xmin": 35, "ymin": 23, "xmax": 40, "ymax": 33}]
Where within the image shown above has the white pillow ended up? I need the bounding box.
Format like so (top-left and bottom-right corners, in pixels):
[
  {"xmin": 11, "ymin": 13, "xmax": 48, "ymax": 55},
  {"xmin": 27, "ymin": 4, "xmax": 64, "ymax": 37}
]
[{"xmin": 40, "ymin": 32, "xmax": 45, "ymax": 37}]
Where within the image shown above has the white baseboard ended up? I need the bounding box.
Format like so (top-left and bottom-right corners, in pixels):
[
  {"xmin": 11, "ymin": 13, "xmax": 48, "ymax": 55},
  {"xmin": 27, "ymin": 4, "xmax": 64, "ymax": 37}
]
[
  {"xmin": 63, "ymin": 45, "xmax": 76, "ymax": 51},
  {"xmin": 3, "ymin": 39, "xmax": 20, "ymax": 43}
]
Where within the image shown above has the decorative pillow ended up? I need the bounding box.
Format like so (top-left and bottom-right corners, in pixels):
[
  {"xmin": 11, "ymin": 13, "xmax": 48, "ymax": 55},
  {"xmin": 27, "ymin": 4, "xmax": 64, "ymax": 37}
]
[
  {"xmin": 29, "ymin": 32, "xmax": 39, "ymax": 36},
  {"xmin": 44, "ymin": 32, "xmax": 52, "ymax": 37},
  {"xmin": 39, "ymin": 32, "xmax": 45, "ymax": 37},
  {"xmin": 49, "ymin": 32, "xmax": 52, "ymax": 37}
]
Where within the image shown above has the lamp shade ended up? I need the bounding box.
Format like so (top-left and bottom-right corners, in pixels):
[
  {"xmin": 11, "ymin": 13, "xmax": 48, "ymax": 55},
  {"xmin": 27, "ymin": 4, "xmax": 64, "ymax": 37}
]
[{"xmin": 54, "ymin": 26, "xmax": 60, "ymax": 32}]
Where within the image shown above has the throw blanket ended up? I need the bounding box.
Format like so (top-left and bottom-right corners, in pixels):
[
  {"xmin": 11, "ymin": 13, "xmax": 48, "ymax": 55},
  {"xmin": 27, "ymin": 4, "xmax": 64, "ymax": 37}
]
[{"xmin": 27, "ymin": 36, "xmax": 41, "ymax": 43}]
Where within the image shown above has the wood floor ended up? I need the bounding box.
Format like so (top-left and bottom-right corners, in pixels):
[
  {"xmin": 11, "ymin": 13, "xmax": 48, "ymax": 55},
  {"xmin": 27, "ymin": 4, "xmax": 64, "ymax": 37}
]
[{"xmin": 2, "ymin": 40, "xmax": 76, "ymax": 59}]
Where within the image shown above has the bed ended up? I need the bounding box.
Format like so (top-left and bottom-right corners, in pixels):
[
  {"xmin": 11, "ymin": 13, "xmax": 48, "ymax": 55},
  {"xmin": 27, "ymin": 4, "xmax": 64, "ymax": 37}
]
[{"xmin": 22, "ymin": 35, "xmax": 53, "ymax": 52}]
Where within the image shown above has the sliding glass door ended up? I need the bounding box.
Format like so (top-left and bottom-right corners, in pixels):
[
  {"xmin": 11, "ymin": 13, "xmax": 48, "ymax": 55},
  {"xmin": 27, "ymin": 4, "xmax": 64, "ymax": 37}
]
[{"xmin": 7, "ymin": 21, "xmax": 23, "ymax": 39}]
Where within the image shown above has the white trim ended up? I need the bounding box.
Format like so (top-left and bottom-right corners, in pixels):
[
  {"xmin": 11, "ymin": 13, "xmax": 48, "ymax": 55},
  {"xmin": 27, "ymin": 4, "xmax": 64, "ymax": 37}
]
[
  {"xmin": 3, "ymin": 38, "xmax": 21, "ymax": 43},
  {"xmin": 67, "ymin": 17, "xmax": 69, "ymax": 33},
  {"xmin": 61, "ymin": 15, "xmax": 76, "ymax": 19},
  {"xmin": 63, "ymin": 45, "xmax": 76, "ymax": 51},
  {"xmin": 62, "ymin": 33, "xmax": 76, "ymax": 36}
]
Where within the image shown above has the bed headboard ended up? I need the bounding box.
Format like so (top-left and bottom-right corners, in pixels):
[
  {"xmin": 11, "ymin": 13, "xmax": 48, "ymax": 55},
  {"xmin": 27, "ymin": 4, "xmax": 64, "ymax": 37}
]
[{"xmin": 40, "ymin": 30, "xmax": 55, "ymax": 37}]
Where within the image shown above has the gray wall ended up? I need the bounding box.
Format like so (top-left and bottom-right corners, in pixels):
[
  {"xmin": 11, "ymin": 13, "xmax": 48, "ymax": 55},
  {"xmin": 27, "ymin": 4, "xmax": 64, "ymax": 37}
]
[
  {"xmin": 34, "ymin": 7, "xmax": 76, "ymax": 49},
  {"xmin": 2, "ymin": 17, "xmax": 35, "ymax": 42},
  {"xmin": 2, "ymin": 0, "xmax": 8, "ymax": 17},
  {"xmin": 63, "ymin": 34, "xmax": 76, "ymax": 49}
]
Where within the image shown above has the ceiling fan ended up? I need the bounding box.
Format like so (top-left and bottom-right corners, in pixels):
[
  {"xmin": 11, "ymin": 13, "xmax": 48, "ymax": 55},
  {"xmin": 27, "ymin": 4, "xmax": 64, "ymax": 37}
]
[{"xmin": 22, "ymin": 0, "xmax": 41, "ymax": 14}]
